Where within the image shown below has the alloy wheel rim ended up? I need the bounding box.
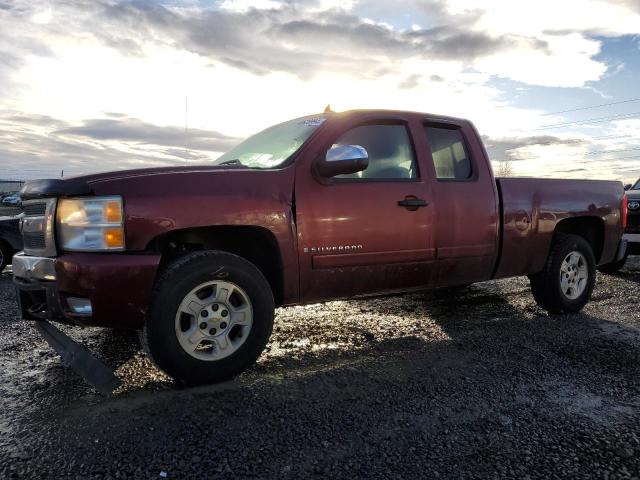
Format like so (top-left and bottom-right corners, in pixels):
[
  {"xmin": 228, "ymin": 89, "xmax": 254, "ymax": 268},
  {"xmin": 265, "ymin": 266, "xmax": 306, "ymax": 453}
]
[
  {"xmin": 559, "ymin": 251, "xmax": 589, "ymax": 300},
  {"xmin": 174, "ymin": 280, "xmax": 253, "ymax": 361}
]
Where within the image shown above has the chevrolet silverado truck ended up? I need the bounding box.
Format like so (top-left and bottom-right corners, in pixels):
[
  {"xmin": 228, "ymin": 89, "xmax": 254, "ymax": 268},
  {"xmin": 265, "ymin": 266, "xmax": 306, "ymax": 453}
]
[{"xmin": 14, "ymin": 110, "xmax": 628, "ymax": 386}]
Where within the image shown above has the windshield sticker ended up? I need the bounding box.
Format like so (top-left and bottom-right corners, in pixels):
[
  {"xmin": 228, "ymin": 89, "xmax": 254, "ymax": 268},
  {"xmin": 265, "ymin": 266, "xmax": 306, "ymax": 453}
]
[{"xmin": 299, "ymin": 117, "xmax": 326, "ymax": 127}]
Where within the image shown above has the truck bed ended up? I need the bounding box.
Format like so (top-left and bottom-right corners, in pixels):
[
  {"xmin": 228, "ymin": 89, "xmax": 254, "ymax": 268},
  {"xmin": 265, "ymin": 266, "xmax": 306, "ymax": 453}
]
[{"xmin": 494, "ymin": 177, "xmax": 624, "ymax": 279}]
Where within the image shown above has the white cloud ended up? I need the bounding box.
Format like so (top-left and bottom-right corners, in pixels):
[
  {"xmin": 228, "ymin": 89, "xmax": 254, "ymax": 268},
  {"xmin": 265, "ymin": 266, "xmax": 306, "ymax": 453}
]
[
  {"xmin": 0, "ymin": 0, "xmax": 639, "ymax": 182},
  {"xmin": 612, "ymin": 119, "xmax": 640, "ymax": 137},
  {"xmin": 476, "ymin": 33, "xmax": 607, "ymax": 88},
  {"xmin": 220, "ymin": 0, "xmax": 357, "ymax": 12},
  {"xmin": 445, "ymin": 0, "xmax": 640, "ymax": 37},
  {"xmin": 219, "ymin": 0, "xmax": 283, "ymax": 12},
  {"xmin": 315, "ymin": 0, "xmax": 358, "ymax": 11},
  {"xmin": 428, "ymin": 0, "xmax": 640, "ymax": 88},
  {"xmin": 31, "ymin": 6, "xmax": 53, "ymax": 25}
]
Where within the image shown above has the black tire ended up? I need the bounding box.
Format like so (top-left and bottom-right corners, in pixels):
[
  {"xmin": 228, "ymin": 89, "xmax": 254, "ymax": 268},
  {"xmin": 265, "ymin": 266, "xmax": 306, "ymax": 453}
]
[
  {"xmin": 598, "ymin": 252, "xmax": 628, "ymax": 274},
  {"xmin": 529, "ymin": 233, "xmax": 596, "ymax": 314},
  {"xmin": 0, "ymin": 241, "xmax": 10, "ymax": 274},
  {"xmin": 142, "ymin": 250, "xmax": 274, "ymax": 385}
]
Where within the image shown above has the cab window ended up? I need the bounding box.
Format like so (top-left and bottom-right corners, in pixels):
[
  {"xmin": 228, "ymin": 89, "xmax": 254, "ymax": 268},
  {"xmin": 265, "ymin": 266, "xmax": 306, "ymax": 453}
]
[
  {"xmin": 424, "ymin": 126, "xmax": 472, "ymax": 180},
  {"xmin": 333, "ymin": 124, "xmax": 417, "ymax": 180}
]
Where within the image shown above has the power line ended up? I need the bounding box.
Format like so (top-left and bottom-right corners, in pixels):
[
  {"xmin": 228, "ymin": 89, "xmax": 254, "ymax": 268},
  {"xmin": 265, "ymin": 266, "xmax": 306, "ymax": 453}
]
[
  {"xmin": 185, "ymin": 96, "xmax": 188, "ymax": 166},
  {"xmin": 540, "ymin": 97, "xmax": 640, "ymax": 116},
  {"xmin": 495, "ymin": 151, "xmax": 640, "ymax": 162},
  {"xmin": 538, "ymin": 111, "xmax": 640, "ymax": 129},
  {"xmin": 525, "ymin": 111, "xmax": 640, "ymax": 131},
  {"xmin": 486, "ymin": 135, "xmax": 631, "ymax": 151},
  {"xmin": 586, "ymin": 146, "xmax": 640, "ymax": 156},
  {"xmin": 486, "ymin": 134, "xmax": 632, "ymax": 150},
  {"xmin": 590, "ymin": 134, "xmax": 632, "ymax": 141},
  {"xmin": 605, "ymin": 154, "xmax": 640, "ymax": 162},
  {"xmin": 485, "ymin": 139, "xmax": 584, "ymax": 149}
]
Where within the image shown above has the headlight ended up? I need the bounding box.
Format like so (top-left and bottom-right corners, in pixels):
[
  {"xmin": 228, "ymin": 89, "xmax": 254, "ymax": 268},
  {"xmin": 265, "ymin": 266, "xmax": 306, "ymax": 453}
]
[{"xmin": 56, "ymin": 196, "xmax": 125, "ymax": 251}]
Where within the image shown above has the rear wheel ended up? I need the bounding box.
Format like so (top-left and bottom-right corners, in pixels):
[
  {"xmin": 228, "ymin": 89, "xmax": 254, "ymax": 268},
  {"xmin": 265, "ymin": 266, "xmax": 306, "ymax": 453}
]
[
  {"xmin": 529, "ymin": 233, "xmax": 596, "ymax": 314},
  {"xmin": 142, "ymin": 250, "xmax": 274, "ymax": 385}
]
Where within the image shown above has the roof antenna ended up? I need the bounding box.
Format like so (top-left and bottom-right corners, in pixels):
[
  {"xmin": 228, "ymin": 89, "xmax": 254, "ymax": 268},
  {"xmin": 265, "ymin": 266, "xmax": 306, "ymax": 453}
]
[{"xmin": 324, "ymin": 104, "xmax": 333, "ymax": 113}]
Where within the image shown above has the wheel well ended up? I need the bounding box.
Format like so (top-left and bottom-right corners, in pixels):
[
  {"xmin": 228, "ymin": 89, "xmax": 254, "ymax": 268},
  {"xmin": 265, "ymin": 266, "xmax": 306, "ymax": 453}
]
[
  {"xmin": 553, "ymin": 216, "xmax": 605, "ymax": 262},
  {"xmin": 148, "ymin": 226, "xmax": 284, "ymax": 306},
  {"xmin": 0, "ymin": 238, "xmax": 12, "ymax": 257}
]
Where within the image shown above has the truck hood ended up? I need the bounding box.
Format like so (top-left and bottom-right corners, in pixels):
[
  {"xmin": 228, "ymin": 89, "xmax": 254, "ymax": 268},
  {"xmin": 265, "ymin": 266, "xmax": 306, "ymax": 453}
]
[
  {"xmin": 20, "ymin": 165, "xmax": 259, "ymax": 200},
  {"xmin": 78, "ymin": 165, "xmax": 249, "ymax": 184}
]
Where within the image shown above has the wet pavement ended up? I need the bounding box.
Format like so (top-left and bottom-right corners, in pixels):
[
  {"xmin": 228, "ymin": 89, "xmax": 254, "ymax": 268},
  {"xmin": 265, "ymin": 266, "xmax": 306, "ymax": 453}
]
[{"xmin": 1, "ymin": 259, "xmax": 639, "ymax": 479}]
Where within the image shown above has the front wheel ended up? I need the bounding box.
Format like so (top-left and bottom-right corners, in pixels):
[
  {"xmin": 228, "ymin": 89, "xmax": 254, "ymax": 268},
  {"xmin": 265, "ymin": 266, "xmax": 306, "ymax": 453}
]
[
  {"xmin": 142, "ymin": 251, "xmax": 274, "ymax": 385},
  {"xmin": 0, "ymin": 241, "xmax": 10, "ymax": 274},
  {"xmin": 529, "ymin": 233, "xmax": 596, "ymax": 314}
]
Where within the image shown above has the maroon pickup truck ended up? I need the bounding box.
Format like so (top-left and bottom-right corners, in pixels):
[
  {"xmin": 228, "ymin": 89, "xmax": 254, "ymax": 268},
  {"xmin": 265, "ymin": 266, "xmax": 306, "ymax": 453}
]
[{"xmin": 14, "ymin": 109, "xmax": 628, "ymax": 386}]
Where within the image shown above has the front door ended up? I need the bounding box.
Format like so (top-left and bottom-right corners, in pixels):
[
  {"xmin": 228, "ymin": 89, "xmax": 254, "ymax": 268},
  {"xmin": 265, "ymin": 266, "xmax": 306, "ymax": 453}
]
[{"xmin": 295, "ymin": 118, "xmax": 436, "ymax": 302}]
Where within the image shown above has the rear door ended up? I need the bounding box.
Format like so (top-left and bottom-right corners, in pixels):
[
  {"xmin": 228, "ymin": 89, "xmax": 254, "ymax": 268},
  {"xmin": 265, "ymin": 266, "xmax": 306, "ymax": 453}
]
[
  {"xmin": 422, "ymin": 120, "xmax": 500, "ymax": 286},
  {"xmin": 294, "ymin": 116, "xmax": 437, "ymax": 302}
]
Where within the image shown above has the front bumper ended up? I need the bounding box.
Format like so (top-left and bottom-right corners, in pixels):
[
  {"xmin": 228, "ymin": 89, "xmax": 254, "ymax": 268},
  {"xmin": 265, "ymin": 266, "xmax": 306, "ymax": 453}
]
[
  {"xmin": 13, "ymin": 251, "xmax": 161, "ymax": 328},
  {"xmin": 14, "ymin": 258, "xmax": 66, "ymax": 323},
  {"xmin": 13, "ymin": 254, "xmax": 56, "ymax": 281}
]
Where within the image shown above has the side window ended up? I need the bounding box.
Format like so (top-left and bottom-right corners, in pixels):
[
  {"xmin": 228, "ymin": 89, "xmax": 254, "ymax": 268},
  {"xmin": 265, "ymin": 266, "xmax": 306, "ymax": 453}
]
[
  {"xmin": 333, "ymin": 124, "xmax": 417, "ymax": 180},
  {"xmin": 424, "ymin": 126, "xmax": 472, "ymax": 180}
]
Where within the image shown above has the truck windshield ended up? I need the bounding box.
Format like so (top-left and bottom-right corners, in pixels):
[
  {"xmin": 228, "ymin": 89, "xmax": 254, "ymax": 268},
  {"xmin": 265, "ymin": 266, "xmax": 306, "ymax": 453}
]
[
  {"xmin": 214, "ymin": 115, "xmax": 327, "ymax": 169},
  {"xmin": 633, "ymin": 179, "xmax": 640, "ymax": 190}
]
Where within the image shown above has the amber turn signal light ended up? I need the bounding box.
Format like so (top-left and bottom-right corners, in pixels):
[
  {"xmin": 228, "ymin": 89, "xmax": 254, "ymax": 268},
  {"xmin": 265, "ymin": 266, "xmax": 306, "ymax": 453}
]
[
  {"xmin": 104, "ymin": 228, "xmax": 124, "ymax": 248},
  {"xmin": 105, "ymin": 201, "xmax": 123, "ymax": 223}
]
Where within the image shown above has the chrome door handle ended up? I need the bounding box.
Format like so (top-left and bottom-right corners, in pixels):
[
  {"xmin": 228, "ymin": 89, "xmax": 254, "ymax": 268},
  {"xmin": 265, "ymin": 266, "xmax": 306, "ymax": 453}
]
[{"xmin": 398, "ymin": 197, "xmax": 428, "ymax": 209}]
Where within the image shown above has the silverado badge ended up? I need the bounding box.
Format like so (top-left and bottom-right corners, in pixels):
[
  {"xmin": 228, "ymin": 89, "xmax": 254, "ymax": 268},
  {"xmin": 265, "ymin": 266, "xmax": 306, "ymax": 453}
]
[{"xmin": 304, "ymin": 245, "xmax": 363, "ymax": 254}]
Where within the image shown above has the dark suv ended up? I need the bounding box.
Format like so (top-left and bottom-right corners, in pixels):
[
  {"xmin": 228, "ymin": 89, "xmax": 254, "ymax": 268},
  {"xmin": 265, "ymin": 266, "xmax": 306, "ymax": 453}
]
[
  {"xmin": 625, "ymin": 179, "xmax": 640, "ymax": 253},
  {"xmin": 599, "ymin": 179, "xmax": 639, "ymax": 273}
]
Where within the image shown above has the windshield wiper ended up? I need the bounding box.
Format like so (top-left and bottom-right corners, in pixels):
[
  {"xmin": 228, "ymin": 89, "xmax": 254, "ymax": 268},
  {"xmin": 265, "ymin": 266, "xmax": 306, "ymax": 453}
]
[{"xmin": 218, "ymin": 159, "xmax": 244, "ymax": 166}]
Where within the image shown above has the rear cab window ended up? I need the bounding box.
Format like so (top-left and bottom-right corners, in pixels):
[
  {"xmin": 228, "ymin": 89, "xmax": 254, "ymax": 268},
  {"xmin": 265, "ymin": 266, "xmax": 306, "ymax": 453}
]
[{"xmin": 424, "ymin": 126, "xmax": 472, "ymax": 180}]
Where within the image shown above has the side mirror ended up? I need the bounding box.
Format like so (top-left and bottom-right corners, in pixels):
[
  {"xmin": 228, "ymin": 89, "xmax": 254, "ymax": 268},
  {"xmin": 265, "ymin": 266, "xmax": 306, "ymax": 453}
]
[
  {"xmin": 624, "ymin": 184, "xmax": 632, "ymax": 191},
  {"xmin": 316, "ymin": 145, "xmax": 369, "ymax": 178}
]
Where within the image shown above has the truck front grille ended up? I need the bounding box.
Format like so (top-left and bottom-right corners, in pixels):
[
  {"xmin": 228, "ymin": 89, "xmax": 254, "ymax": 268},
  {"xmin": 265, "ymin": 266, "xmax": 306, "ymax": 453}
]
[
  {"xmin": 23, "ymin": 232, "xmax": 47, "ymax": 250},
  {"xmin": 21, "ymin": 198, "xmax": 57, "ymax": 257},
  {"xmin": 22, "ymin": 203, "xmax": 47, "ymax": 216}
]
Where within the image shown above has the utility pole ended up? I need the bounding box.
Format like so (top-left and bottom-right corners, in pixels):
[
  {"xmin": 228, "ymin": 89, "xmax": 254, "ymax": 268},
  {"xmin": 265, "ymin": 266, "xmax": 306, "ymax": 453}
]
[{"xmin": 185, "ymin": 96, "xmax": 188, "ymax": 165}]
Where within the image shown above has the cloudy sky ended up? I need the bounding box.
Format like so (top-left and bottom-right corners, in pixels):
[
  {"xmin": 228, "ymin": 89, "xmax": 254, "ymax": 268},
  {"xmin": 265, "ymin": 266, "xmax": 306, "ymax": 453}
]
[{"xmin": 1, "ymin": 0, "xmax": 640, "ymax": 183}]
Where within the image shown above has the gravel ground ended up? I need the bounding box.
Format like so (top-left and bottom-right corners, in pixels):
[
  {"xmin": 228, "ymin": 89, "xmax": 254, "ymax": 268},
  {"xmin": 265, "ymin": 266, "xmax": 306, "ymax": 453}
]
[{"xmin": 1, "ymin": 260, "xmax": 640, "ymax": 479}]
